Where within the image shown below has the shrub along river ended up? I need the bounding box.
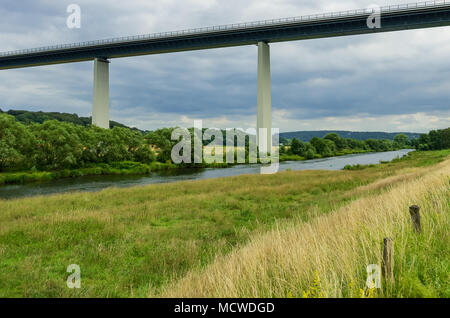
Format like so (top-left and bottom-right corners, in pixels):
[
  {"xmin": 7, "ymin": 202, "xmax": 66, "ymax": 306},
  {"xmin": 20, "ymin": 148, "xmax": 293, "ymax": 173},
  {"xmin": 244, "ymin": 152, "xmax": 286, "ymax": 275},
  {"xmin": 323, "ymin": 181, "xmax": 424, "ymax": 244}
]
[{"xmin": 0, "ymin": 149, "xmax": 413, "ymax": 200}]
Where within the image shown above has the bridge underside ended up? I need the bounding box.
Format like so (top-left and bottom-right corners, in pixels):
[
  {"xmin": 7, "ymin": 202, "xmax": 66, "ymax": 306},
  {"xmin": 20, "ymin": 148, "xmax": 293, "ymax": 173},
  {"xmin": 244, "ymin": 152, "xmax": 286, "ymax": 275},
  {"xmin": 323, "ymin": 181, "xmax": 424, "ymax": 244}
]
[{"xmin": 1, "ymin": 5, "xmax": 450, "ymax": 70}]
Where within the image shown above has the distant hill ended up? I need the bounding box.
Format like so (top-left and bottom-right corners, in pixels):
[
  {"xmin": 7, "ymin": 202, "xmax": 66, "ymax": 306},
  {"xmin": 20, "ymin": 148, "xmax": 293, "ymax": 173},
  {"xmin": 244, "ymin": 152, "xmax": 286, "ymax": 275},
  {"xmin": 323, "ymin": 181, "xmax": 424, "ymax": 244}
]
[
  {"xmin": 0, "ymin": 109, "xmax": 145, "ymax": 133},
  {"xmin": 280, "ymin": 130, "xmax": 420, "ymax": 143}
]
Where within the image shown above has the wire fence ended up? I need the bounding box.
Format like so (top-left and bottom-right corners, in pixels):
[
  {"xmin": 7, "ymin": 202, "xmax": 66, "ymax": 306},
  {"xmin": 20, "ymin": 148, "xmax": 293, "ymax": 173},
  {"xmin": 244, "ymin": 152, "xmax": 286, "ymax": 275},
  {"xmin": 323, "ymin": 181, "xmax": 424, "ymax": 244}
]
[{"xmin": 1, "ymin": 1, "xmax": 449, "ymax": 57}]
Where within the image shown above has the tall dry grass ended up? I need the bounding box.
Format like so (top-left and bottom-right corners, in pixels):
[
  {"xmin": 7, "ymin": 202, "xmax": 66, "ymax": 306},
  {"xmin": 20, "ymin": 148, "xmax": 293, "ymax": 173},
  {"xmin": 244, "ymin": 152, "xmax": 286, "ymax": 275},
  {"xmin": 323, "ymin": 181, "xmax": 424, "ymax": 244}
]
[{"xmin": 159, "ymin": 159, "xmax": 450, "ymax": 298}]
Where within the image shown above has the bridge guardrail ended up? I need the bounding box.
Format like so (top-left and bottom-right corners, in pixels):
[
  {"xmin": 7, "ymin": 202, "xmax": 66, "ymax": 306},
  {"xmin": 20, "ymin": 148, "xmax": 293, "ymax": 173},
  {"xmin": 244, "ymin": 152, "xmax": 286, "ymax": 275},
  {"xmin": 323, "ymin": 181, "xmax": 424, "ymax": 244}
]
[{"xmin": 1, "ymin": 1, "xmax": 449, "ymax": 58}]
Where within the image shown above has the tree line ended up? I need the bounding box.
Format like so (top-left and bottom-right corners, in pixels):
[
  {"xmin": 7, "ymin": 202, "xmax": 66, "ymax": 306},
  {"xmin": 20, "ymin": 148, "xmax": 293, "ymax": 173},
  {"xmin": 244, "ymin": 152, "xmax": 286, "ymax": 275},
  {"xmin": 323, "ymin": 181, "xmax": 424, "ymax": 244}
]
[
  {"xmin": 0, "ymin": 114, "xmax": 155, "ymax": 172},
  {"xmin": 0, "ymin": 112, "xmax": 448, "ymax": 173},
  {"xmin": 0, "ymin": 109, "xmax": 143, "ymax": 132},
  {"xmin": 279, "ymin": 132, "xmax": 412, "ymax": 159},
  {"xmin": 0, "ymin": 116, "xmax": 230, "ymax": 172},
  {"xmin": 409, "ymin": 128, "xmax": 450, "ymax": 151}
]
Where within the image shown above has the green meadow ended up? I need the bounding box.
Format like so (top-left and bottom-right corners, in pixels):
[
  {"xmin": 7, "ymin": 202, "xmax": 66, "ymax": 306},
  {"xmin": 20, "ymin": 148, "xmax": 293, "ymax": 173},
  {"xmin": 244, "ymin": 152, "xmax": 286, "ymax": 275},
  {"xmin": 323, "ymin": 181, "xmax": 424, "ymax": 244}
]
[{"xmin": 0, "ymin": 150, "xmax": 448, "ymax": 297}]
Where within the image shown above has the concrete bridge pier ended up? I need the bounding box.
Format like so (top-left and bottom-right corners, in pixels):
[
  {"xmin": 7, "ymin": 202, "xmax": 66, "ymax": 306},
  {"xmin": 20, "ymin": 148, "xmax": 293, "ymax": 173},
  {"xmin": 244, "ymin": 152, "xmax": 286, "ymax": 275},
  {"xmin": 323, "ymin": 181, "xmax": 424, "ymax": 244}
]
[
  {"xmin": 92, "ymin": 57, "xmax": 110, "ymax": 129},
  {"xmin": 257, "ymin": 41, "xmax": 272, "ymax": 154}
]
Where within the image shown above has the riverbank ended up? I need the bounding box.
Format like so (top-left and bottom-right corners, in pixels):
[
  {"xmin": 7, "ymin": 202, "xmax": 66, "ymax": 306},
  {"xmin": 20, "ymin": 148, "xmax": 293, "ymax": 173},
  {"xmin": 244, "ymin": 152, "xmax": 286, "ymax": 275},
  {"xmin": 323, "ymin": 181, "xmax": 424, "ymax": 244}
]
[
  {"xmin": 0, "ymin": 161, "xmax": 169, "ymax": 186},
  {"xmin": 0, "ymin": 148, "xmax": 401, "ymax": 186},
  {"xmin": 279, "ymin": 148, "xmax": 372, "ymax": 161},
  {"xmin": 0, "ymin": 150, "xmax": 448, "ymax": 297},
  {"xmin": 0, "ymin": 160, "xmax": 235, "ymax": 186}
]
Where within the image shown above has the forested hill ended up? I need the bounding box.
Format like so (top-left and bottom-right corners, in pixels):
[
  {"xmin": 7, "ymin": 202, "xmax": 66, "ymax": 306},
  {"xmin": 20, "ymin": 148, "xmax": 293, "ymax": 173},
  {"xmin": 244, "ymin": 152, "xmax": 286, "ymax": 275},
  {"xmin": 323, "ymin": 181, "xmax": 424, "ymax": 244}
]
[
  {"xmin": 0, "ymin": 109, "xmax": 144, "ymax": 133},
  {"xmin": 280, "ymin": 130, "xmax": 420, "ymax": 142}
]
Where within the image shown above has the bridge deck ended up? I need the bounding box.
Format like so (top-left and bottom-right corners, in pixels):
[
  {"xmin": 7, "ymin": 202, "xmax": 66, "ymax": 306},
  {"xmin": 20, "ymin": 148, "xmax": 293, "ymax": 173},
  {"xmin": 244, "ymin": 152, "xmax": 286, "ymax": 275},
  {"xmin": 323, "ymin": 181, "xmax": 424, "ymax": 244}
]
[{"xmin": 1, "ymin": 1, "xmax": 450, "ymax": 69}]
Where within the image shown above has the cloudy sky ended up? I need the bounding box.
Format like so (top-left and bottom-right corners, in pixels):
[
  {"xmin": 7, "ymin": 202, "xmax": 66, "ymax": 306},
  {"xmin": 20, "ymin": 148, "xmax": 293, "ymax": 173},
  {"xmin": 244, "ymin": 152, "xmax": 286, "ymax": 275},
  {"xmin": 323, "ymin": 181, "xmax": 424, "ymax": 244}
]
[{"xmin": 1, "ymin": 0, "xmax": 449, "ymax": 133}]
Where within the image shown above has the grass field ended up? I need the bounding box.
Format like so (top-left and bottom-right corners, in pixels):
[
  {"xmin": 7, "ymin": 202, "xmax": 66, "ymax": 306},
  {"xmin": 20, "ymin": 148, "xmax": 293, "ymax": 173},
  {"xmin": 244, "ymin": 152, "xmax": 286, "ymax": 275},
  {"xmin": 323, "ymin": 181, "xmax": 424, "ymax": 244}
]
[{"xmin": 0, "ymin": 150, "xmax": 448, "ymax": 297}]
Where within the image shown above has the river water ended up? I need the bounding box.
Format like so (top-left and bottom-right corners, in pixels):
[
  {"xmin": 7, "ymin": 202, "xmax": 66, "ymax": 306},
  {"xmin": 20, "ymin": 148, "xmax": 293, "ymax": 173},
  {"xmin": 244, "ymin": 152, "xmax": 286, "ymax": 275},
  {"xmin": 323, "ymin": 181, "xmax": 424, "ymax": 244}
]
[{"xmin": 0, "ymin": 149, "xmax": 413, "ymax": 200}]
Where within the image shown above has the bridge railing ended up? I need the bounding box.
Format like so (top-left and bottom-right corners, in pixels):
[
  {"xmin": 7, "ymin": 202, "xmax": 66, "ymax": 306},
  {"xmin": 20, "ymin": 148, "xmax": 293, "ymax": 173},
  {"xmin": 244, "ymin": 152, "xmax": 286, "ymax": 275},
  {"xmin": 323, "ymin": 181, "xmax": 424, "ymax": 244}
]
[{"xmin": 1, "ymin": 1, "xmax": 449, "ymax": 58}]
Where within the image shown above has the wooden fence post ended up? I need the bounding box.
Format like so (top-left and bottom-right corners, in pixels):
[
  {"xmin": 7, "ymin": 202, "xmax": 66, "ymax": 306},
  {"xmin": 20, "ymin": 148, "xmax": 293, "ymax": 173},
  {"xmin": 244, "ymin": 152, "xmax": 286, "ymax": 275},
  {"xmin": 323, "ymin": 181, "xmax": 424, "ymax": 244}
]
[
  {"xmin": 409, "ymin": 205, "xmax": 421, "ymax": 233},
  {"xmin": 383, "ymin": 237, "xmax": 394, "ymax": 283}
]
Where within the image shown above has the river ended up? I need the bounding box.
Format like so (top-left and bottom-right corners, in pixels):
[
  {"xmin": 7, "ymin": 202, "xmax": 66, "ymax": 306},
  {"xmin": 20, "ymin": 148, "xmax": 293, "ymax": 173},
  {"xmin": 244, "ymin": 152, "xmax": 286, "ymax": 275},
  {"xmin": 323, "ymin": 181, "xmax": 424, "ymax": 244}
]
[{"xmin": 0, "ymin": 149, "xmax": 413, "ymax": 200}]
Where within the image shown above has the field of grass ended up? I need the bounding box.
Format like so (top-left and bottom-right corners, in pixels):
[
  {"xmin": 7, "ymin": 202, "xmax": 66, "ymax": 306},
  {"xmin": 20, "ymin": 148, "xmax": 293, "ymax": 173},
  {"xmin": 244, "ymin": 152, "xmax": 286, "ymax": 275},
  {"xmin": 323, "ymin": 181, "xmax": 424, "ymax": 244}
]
[
  {"xmin": 162, "ymin": 153, "xmax": 449, "ymax": 298},
  {"xmin": 0, "ymin": 150, "xmax": 448, "ymax": 297}
]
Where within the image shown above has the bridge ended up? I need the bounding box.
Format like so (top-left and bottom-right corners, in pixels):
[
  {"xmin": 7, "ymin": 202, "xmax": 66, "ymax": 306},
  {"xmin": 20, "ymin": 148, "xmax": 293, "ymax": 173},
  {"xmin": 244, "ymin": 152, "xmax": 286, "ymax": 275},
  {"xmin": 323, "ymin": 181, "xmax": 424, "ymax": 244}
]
[{"xmin": 1, "ymin": 1, "xmax": 450, "ymax": 151}]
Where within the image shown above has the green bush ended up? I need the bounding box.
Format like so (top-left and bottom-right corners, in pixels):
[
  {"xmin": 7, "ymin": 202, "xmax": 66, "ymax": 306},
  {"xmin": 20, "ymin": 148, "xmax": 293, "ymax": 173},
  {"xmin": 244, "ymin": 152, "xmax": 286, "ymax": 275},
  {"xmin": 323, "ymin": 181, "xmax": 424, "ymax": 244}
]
[{"xmin": 0, "ymin": 114, "xmax": 157, "ymax": 172}]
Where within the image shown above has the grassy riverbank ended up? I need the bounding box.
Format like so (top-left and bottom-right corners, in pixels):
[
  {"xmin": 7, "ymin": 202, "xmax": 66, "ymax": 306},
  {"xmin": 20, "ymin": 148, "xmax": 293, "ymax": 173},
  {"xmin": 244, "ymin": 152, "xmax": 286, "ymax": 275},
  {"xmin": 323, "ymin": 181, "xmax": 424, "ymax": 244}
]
[
  {"xmin": 0, "ymin": 161, "xmax": 234, "ymax": 186},
  {"xmin": 0, "ymin": 150, "xmax": 448, "ymax": 297},
  {"xmin": 0, "ymin": 148, "xmax": 402, "ymax": 186},
  {"xmin": 0, "ymin": 161, "xmax": 172, "ymax": 186}
]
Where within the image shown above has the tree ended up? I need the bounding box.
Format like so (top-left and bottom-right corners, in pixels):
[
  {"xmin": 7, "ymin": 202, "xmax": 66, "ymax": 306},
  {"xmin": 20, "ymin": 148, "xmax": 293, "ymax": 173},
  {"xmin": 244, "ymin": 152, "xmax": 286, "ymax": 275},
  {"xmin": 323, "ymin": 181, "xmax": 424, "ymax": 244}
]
[
  {"xmin": 365, "ymin": 139, "xmax": 381, "ymax": 152},
  {"xmin": 379, "ymin": 139, "xmax": 394, "ymax": 151},
  {"xmin": 30, "ymin": 120, "xmax": 83, "ymax": 169},
  {"xmin": 290, "ymin": 138, "xmax": 306, "ymax": 156},
  {"xmin": 393, "ymin": 134, "xmax": 409, "ymax": 148},
  {"xmin": 323, "ymin": 139, "xmax": 337, "ymax": 155},
  {"xmin": 0, "ymin": 140, "xmax": 23, "ymax": 171},
  {"xmin": 345, "ymin": 138, "xmax": 368, "ymax": 151},
  {"xmin": 145, "ymin": 128, "xmax": 177, "ymax": 163},
  {"xmin": 439, "ymin": 128, "xmax": 450, "ymax": 149},
  {"xmin": 304, "ymin": 145, "xmax": 316, "ymax": 159},
  {"xmin": 310, "ymin": 137, "xmax": 333, "ymax": 157},
  {"xmin": 324, "ymin": 133, "xmax": 347, "ymax": 151},
  {"xmin": 0, "ymin": 114, "xmax": 36, "ymax": 171}
]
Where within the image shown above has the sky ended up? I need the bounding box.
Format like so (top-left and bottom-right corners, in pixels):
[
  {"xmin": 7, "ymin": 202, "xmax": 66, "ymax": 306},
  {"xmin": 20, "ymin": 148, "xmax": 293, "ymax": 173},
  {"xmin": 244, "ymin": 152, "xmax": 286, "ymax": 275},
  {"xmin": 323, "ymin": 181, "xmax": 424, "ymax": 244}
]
[{"xmin": 0, "ymin": 0, "xmax": 449, "ymax": 133}]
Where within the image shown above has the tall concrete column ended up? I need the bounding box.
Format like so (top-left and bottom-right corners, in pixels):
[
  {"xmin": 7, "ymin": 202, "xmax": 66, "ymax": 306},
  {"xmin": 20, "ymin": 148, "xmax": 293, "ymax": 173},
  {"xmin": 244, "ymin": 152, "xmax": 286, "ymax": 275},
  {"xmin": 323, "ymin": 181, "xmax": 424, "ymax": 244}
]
[
  {"xmin": 257, "ymin": 42, "xmax": 272, "ymax": 153},
  {"xmin": 92, "ymin": 58, "xmax": 110, "ymax": 129}
]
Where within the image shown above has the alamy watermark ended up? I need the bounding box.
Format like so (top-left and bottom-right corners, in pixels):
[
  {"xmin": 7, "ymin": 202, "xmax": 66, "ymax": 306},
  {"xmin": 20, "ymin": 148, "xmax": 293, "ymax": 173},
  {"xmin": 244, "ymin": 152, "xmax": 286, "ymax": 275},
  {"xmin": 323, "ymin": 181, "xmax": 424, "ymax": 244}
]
[
  {"xmin": 64, "ymin": 4, "xmax": 380, "ymax": 32},
  {"xmin": 366, "ymin": 264, "xmax": 381, "ymax": 289},
  {"xmin": 170, "ymin": 120, "xmax": 279, "ymax": 174},
  {"xmin": 366, "ymin": 4, "xmax": 381, "ymax": 29},
  {"xmin": 67, "ymin": 264, "xmax": 81, "ymax": 289},
  {"xmin": 66, "ymin": 4, "xmax": 81, "ymax": 29}
]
